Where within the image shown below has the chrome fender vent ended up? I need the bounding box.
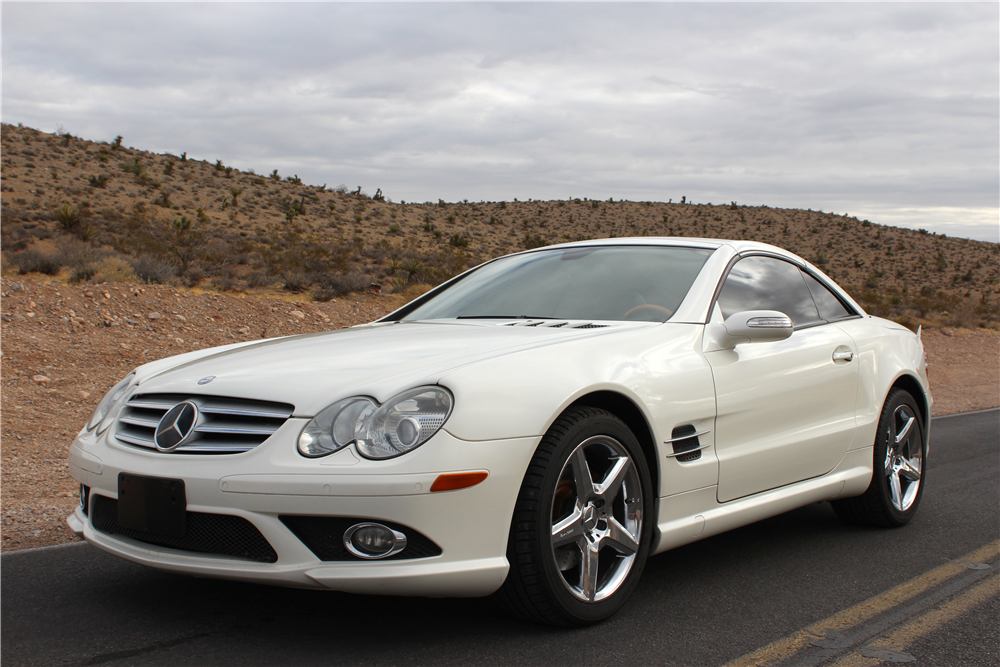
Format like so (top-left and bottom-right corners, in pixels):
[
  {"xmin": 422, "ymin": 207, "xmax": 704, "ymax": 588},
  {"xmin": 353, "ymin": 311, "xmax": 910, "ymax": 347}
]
[
  {"xmin": 665, "ymin": 424, "xmax": 710, "ymax": 463},
  {"xmin": 115, "ymin": 393, "xmax": 294, "ymax": 454}
]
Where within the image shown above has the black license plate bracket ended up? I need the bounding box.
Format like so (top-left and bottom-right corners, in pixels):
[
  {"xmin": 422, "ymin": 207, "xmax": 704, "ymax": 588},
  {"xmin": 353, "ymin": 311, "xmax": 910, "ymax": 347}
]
[{"xmin": 117, "ymin": 473, "xmax": 187, "ymax": 537}]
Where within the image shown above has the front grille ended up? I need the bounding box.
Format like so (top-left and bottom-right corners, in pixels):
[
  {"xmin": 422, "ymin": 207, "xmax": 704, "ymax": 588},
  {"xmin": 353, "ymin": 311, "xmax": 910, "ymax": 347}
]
[
  {"xmin": 115, "ymin": 393, "xmax": 294, "ymax": 454},
  {"xmin": 280, "ymin": 515, "xmax": 442, "ymax": 561},
  {"xmin": 92, "ymin": 495, "xmax": 278, "ymax": 563}
]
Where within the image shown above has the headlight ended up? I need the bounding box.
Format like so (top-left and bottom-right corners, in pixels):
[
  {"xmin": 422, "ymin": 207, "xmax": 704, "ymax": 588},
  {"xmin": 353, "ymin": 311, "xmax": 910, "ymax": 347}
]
[
  {"xmin": 86, "ymin": 372, "xmax": 135, "ymax": 432},
  {"xmin": 298, "ymin": 386, "xmax": 453, "ymax": 460}
]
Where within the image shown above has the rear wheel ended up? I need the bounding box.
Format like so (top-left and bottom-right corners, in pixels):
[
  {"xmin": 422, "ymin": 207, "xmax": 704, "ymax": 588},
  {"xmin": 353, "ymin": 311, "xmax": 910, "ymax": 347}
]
[
  {"xmin": 496, "ymin": 407, "xmax": 653, "ymax": 626},
  {"xmin": 832, "ymin": 389, "xmax": 925, "ymax": 527}
]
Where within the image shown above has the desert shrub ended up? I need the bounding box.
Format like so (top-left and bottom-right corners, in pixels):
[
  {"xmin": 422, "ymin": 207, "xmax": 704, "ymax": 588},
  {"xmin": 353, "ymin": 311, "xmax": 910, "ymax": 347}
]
[
  {"xmin": 311, "ymin": 271, "xmax": 370, "ymax": 301},
  {"xmin": 56, "ymin": 203, "xmax": 80, "ymax": 233},
  {"xmin": 183, "ymin": 266, "xmax": 207, "ymax": 287},
  {"xmin": 1, "ymin": 222, "xmax": 32, "ymax": 251},
  {"xmin": 29, "ymin": 225, "xmax": 54, "ymax": 241},
  {"xmin": 78, "ymin": 224, "xmax": 99, "ymax": 241},
  {"xmin": 129, "ymin": 254, "xmax": 178, "ymax": 284},
  {"xmin": 8, "ymin": 248, "xmax": 64, "ymax": 275},
  {"xmin": 89, "ymin": 174, "xmax": 110, "ymax": 188},
  {"xmin": 244, "ymin": 269, "xmax": 274, "ymax": 289},
  {"xmin": 522, "ymin": 233, "xmax": 547, "ymax": 249},
  {"xmin": 388, "ymin": 275, "xmax": 409, "ymax": 293},
  {"xmin": 70, "ymin": 263, "xmax": 97, "ymax": 283},
  {"xmin": 449, "ymin": 233, "xmax": 469, "ymax": 248},
  {"xmin": 85, "ymin": 257, "xmax": 139, "ymax": 284},
  {"xmin": 120, "ymin": 157, "xmax": 144, "ymax": 176},
  {"xmin": 281, "ymin": 269, "xmax": 312, "ymax": 293},
  {"xmin": 211, "ymin": 271, "xmax": 243, "ymax": 293}
]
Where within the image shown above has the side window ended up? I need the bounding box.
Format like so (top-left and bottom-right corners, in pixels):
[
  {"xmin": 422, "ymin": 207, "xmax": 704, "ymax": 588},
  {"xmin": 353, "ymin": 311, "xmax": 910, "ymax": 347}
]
[
  {"xmin": 801, "ymin": 271, "xmax": 853, "ymax": 321},
  {"xmin": 717, "ymin": 256, "xmax": 821, "ymax": 327}
]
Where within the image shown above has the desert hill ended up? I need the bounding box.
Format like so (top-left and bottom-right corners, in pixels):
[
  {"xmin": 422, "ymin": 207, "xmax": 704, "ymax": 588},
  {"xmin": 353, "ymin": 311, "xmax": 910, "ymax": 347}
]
[{"xmin": 2, "ymin": 123, "xmax": 997, "ymax": 327}]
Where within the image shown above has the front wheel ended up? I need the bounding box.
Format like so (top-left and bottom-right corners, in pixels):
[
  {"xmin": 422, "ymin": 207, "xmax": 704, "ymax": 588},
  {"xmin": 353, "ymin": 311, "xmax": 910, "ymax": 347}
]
[
  {"xmin": 496, "ymin": 407, "xmax": 653, "ymax": 626},
  {"xmin": 832, "ymin": 388, "xmax": 926, "ymax": 527}
]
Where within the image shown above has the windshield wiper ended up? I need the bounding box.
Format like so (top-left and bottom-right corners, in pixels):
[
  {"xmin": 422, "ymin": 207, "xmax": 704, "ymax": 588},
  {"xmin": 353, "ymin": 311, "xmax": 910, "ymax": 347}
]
[{"xmin": 455, "ymin": 315, "xmax": 558, "ymax": 320}]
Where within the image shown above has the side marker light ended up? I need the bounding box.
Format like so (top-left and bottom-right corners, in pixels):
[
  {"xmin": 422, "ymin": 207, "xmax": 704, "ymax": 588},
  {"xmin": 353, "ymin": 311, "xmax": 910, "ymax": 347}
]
[{"xmin": 430, "ymin": 471, "xmax": 489, "ymax": 492}]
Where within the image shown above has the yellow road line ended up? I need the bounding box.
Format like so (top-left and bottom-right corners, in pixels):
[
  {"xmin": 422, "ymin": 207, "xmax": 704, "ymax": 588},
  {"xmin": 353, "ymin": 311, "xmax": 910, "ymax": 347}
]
[
  {"xmin": 825, "ymin": 573, "xmax": 1000, "ymax": 667},
  {"xmin": 722, "ymin": 540, "xmax": 1000, "ymax": 667}
]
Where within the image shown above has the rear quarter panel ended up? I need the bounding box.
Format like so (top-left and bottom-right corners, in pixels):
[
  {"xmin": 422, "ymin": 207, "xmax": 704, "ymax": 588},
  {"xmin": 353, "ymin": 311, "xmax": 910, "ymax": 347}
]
[{"xmin": 834, "ymin": 316, "xmax": 932, "ymax": 450}]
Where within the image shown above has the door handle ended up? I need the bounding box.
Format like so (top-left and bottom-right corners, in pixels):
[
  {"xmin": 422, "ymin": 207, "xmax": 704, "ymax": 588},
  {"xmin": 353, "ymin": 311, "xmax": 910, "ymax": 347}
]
[{"xmin": 833, "ymin": 350, "xmax": 854, "ymax": 362}]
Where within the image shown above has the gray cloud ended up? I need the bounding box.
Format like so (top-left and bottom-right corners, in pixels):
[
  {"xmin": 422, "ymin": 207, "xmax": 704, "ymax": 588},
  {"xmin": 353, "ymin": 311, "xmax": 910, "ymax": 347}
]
[{"xmin": 3, "ymin": 2, "xmax": 997, "ymax": 241}]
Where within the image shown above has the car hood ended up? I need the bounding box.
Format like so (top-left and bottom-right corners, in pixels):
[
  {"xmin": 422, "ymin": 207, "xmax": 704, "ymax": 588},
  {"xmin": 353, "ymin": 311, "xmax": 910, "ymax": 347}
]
[{"xmin": 133, "ymin": 320, "xmax": 653, "ymax": 415}]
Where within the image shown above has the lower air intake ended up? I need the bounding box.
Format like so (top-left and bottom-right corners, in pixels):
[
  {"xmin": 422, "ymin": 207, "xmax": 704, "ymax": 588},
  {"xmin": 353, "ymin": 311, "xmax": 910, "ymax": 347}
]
[{"xmin": 91, "ymin": 495, "xmax": 277, "ymax": 563}]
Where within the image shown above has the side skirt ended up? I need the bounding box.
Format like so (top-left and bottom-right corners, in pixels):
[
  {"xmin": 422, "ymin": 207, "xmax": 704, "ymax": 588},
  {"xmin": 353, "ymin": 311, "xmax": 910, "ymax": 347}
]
[{"xmin": 652, "ymin": 447, "xmax": 873, "ymax": 555}]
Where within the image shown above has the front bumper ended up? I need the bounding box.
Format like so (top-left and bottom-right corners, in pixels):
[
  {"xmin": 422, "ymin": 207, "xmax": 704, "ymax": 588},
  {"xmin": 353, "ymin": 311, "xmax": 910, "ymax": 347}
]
[{"xmin": 67, "ymin": 422, "xmax": 539, "ymax": 597}]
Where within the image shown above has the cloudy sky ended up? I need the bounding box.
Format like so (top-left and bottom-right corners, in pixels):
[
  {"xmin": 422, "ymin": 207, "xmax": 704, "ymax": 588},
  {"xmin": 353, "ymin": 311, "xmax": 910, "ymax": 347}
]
[{"xmin": 3, "ymin": 2, "xmax": 998, "ymax": 241}]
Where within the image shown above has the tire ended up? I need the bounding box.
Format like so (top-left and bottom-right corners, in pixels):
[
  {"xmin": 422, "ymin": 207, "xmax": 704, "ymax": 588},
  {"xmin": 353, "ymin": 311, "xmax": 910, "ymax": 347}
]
[
  {"xmin": 495, "ymin": 406, "xmax": 654, "ymax": 626},
  {"xmin": 832, "ymin": 388, "xmax": 926, "ymax": 527}
]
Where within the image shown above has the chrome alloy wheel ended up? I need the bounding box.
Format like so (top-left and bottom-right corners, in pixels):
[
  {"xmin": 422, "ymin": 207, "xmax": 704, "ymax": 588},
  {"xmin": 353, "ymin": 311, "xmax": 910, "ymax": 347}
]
[
  {"xmin": 884, "ymin": 404, "xmax": 922, "ymax": 512},
  {"xmin": 550, "ymin": 435, "xmax": 643, "ymax": 603}
]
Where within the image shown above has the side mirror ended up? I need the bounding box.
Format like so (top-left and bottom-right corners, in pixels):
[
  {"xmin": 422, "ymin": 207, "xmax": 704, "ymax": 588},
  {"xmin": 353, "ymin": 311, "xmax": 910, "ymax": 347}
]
[{"xmin": 704, "ymin": 310, "xmax": 793, "ymax": 351}]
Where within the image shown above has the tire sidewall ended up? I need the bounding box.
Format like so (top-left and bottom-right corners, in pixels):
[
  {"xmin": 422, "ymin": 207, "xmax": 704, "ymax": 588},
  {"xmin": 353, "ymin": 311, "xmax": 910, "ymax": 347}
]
[{"xmin": 535, "ymin": 410, "xmax": 654, "ymax": 624}]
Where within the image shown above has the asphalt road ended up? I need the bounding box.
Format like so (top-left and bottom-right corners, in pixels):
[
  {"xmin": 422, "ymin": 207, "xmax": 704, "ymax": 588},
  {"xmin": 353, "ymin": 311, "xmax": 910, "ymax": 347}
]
[{"xmin": 3, "ymin": 409, "xmax": 998, "ymax": 667}]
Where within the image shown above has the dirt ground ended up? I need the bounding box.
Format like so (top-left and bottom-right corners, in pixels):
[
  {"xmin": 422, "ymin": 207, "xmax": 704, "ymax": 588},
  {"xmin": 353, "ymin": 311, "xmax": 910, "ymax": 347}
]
[{"xmin": 2, "ymin": 276, "xmax": 997, "ymax": 552}]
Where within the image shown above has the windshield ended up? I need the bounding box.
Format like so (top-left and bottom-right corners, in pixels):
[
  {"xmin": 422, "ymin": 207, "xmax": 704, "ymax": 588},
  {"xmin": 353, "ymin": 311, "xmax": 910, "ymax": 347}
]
[{"xmin": 396, "ymin": 245, "xmax": 713, "ymax": 323}]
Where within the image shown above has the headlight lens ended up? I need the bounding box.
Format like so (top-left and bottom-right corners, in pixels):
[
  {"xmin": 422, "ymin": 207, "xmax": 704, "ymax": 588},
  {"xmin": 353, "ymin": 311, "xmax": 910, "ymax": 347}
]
[
  {"xmin": 298, "ymin": 397, "xmax": 376, "ymax": 458},
  {"xmin": 297, "ymin": 386, "xmax": 453, "ymax": 459},
  {"xmin": 86, "ymin": 372, "xmax": 135, "ymax": 432}
]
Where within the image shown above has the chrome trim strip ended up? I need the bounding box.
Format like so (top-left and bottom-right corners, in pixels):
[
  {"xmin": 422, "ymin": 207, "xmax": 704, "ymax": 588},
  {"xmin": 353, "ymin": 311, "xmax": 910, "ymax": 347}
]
[
  {"xmin": 115, "ymin": 433, "xmax": 157, "ymax": 448},
  {"xmin": 118, "ymin": 416, "xmax": 161, "ymax": 428},
  {"xmin": 663, "ymin": 429, "xmax": 711, "ymax": 444},
  {"xmin": 664, "ymin": 443, "xmax": 712, "ymax": 458},
  {"xmin": 177, "ymin": 443, "xmax": 256, "ymax": 453},
  {"xmin": 194, "ymin": 426, "xmax": 279, "ymax": 435},
  {"xmin": 125, "ymin": 399, "xmax": 175, "ymax": 410},
  {"xmin": 198, "ymin": 407, "xmax": 292, "ymax": 419}
]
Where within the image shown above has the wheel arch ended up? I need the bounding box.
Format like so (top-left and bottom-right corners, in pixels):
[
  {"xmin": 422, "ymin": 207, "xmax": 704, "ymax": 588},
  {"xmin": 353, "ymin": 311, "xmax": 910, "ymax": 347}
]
[
  {"xmin": 887, "ymin": 374, "xmax": 930, "ymax": 425},
  {"xmin": 886, "ymin": 373, "xmax": 931, "ymax": 449},
  {"xmin": 566, "ymin": 390, "xmax": 660, "ymax": 497}
]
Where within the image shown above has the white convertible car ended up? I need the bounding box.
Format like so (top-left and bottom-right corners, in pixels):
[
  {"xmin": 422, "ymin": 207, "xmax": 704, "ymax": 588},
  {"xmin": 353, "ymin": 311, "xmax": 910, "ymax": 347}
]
[{"xmin": 67, "ymin": 238, "xmax": 931, "ymax": 625}]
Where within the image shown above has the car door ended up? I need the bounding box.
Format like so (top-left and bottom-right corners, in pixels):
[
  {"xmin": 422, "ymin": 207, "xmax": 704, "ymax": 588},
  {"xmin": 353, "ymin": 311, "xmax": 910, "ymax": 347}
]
[{"xmin": 705, "ymin": 255, "xmax": 860, "ymax": 503}]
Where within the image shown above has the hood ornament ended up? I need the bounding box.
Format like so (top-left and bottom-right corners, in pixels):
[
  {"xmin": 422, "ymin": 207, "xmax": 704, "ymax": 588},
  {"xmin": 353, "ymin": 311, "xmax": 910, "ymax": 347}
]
[{"xmin": 198, "ymin": 376, "xmax": 216, "ymax": 385}]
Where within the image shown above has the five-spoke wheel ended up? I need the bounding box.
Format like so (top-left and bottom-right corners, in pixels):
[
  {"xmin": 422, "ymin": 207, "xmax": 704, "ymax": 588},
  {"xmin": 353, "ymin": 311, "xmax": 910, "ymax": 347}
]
[
  {"xmin": 550, "ymin": 435, "xmax": 644, "ymax": 603},
  {"xmin": 497, "ymin": 407, "xmax": 653, "ymax": 626},
  {"xmin": 833, "ymin": 389, "xmax": 926, "ymax": 527},
  {"xmin": 884, "ymin": 403, "xmax": 923, "ymax": 513}
]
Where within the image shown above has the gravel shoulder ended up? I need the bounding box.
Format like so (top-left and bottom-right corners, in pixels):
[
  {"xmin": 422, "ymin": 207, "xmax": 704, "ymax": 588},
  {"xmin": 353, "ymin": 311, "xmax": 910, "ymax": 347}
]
[{"xmin": 2, "ymin": 277, "xmax": 997, "ymax": 552}]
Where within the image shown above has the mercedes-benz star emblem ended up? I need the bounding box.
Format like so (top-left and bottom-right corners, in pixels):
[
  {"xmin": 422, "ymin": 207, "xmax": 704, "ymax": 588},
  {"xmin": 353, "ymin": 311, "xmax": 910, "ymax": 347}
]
[
  {"xmin": 198, "ymin": 376, "xmax": 216, "ymax": 385},
  {"xmin": 154, "ymin": 402, "xmax": 199, "ymax": 452}
]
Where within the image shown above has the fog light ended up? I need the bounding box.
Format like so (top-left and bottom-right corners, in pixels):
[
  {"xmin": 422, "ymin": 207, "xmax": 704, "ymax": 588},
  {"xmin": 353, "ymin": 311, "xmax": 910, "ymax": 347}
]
[
  {"xmin": 79, "ymin": 484, "xmax": 90, "ymax": 516},
  {"xmin": 343, "ymin": 522, "xmax": 408, "ymax": 559}
]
